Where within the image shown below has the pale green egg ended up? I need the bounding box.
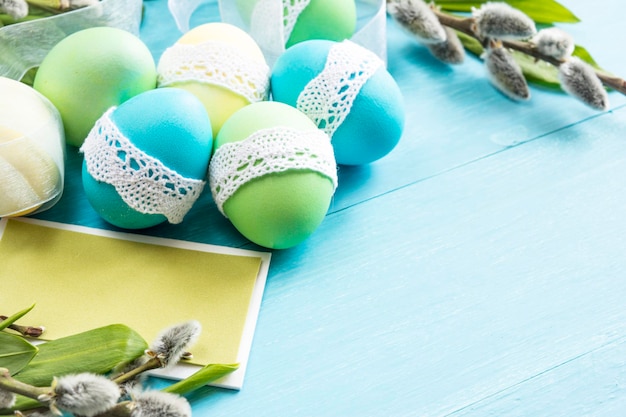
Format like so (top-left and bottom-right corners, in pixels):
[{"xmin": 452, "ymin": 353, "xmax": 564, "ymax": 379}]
[
  {"xmin": 34, "ymin": 27, "xmax": 157, "ymax": 147},
  {"xmin": 210, "ymin": 101, "xmax": 337, "ymax": 249}
]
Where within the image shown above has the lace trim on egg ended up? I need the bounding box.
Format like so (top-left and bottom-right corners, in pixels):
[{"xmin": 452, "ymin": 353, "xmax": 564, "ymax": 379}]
[
  {"xmin": 209, "ymin": 126, "xmax": 337, "ymax": 216},
  {"xmin": 80, "ymin": 109, "xmax": 206, "ymax": 224},
  {"xmin": 250, "ymin": 0, "xmax": 310, "ymax": 45},
  {"xmin": 296, "ymin": 40, "xmax": 383, "ymax": 138},
  {"xmin": 157, "ymin": 41, "xmax": 270, "ymax": 103},
  {"xmin": 282, "ymin": 0, "xmax": 311, "ymax": 41}
]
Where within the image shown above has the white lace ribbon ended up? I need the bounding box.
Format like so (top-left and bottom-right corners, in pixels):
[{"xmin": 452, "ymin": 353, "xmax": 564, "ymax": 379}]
[
  {"xmin": 157, "ymin": 40, "xmax": 270, "ymax": 103},
  {"xmin": 209, "ymin": 126, "xmax": 338, "ymax": 216},
  {"xmin": 80, "ymin": 109, "xmax": 206, "ymax": 224},
  {"xmin": 296, "ymin": 40, "xmax": 383, "ymax": 138},
  {"xmin": 280, "ymin": 0, "xmax": 311, "ymax": 41},
  {"xmin": 223, "ymin": 0, "xmax": 312, "ymax": 59}
]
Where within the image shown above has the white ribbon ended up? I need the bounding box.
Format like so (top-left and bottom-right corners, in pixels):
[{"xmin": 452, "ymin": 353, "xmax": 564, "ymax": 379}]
[
  {"xmin": 0, "ymin": 0, "xmax": 143, "ymax": 81},
  {"xmin": 167, "ymin": 0, "xmax": 387, "ymax": 66}
]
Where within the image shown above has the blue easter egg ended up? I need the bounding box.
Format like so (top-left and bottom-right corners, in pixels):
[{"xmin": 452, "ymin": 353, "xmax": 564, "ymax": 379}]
[
  {"xmin": 271, "ymin": 40, "xmax": 405, "ymax": 165},
  {"xmin": 82, "ymin": 88, "xmax": 213, "ymax": 229}
]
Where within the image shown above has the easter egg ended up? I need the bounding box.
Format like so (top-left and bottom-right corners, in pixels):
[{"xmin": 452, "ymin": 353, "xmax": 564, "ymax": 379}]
[
  {"xmin": 0, "ymin": 77, "xmax": 64, "ymax": 217},
  {"xmin": 209, "ymin": 101, "xmax": 337, "ymax": 249},
  {"xmin": 157, "ymin": 22, "xmax": 270, "ymax": 137},
  {"xmin": 271, "ymin": 39, "xmax": 405, "ymax": 165},
  {"xmin": 81, "ymin": 88, "xmax": 212, "ymax": 229},
  {"xmin": 34, "ymin": 27, "xmax": 157, "ymax": 147},
  {"xmin": 235, "ymin": 0, "xmax": 357, "ymax": 47}
]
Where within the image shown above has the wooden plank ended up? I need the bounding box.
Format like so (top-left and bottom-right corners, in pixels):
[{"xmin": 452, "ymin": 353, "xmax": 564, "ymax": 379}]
[
  {"xmin": 181, "ymin": 105, "xmax": 626, "ymax": 415},
  {"xmin": 448, "ymin": 338, "xmax": 626, "ymax": 416}
]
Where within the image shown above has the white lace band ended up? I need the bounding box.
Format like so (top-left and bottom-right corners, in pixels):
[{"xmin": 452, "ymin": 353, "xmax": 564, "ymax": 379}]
[
  {"xmin": 80, "ymin": 109, "xmax": 206, "ymax": 224},
  {"xmin": 209, "ymin": 126, "xmax": 338, "ymax": 216},
  {"xmin": 282, "ymin": 0, "xmax": 311, "ymax": 41},
  {"xmin": 296, "ymin": 40, "xmax": 384, "ymax": 138},
  {"xmin": 157, "ymin": 40, "xmax": 270, "ymax": 104}
]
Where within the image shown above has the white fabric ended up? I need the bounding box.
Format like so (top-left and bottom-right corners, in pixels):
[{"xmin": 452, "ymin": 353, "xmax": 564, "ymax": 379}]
[
  {"xmin": 167, "ymin": 0, "xmax": 387, "ymax": 66},
  {"xmin": 80, "ymin": 109, "xmax": 206, "ymax": 224},
  {"xmin": 209, "ymin": 126, "xmax": 338, "ymax": 216},
  {"xmin": 296, "ymin": 40, "xmax": 383, "ymax": 138},
  {"xmin": 0, "ymin": 0, "xmax": 143, "ymax": 80},
  {"xmin": 157, "ymin": 40, "xmax": 270, "ymax": 104},
  {"xmin": 167, "ymin": 0, "xmax": 205, "ymax": 33},
  {"xmin": 281, "ymin": 0, "xmax": 311, "ymax": 41}
]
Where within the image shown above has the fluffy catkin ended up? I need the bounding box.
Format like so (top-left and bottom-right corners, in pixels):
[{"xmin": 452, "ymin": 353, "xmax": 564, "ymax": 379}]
[
  {"xmin": 472, "ymin": 2, "xmax": 536, "ymax": 40},
  {"xmin": 387, "ymin": 0, "xmax": 447, "ymax": 44},
  {"xmin": 558, "ymin": 57, "xmax": 609, "ymax": 110},
  {"xmin": 484, "ymin": 45, "xmax": 530, "ymax": 101},
  {"xmin": 131, "ymin": 390, "xmax": 192, "ymax": 417},
  {"xmin": 0, "ymin": 0, "xmax": 28, "ymax": 20},
  {"xmin": 52, "ymin": 373, "xmax": 120, "ymax": 417},
  {"xmin": 149, "ymin": 320, "xmax": 201, "ymax": 367},
  {"xmin": 0, "ymin": 388, "xmax": 16, "ymax": 409},
  {"xmin": 427, "ymin": 26, "xmax": 465, "ymax": 64},
  {"xmin": 532, "ymin": 27, "xmax": 575, "ymax": 60}
]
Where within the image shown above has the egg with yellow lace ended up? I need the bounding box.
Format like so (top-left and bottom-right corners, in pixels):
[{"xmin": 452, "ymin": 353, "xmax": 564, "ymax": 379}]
[
  {"xmin": 157, "ymin": 22, "xmax": 270, "ymax": 137},
  {"xmin": 81, "ymin": 88, "xmax": 212, "ymax": 229}
]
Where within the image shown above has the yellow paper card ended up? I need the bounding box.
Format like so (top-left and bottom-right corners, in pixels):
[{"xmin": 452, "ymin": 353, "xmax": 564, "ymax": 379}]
[{"xmin": 0, "ymin": 217, "xmax": 271, "ymax": 389}]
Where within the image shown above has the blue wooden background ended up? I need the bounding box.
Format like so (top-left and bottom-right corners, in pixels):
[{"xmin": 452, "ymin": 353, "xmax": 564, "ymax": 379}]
[{"xmin": 31, "ymin": 0, "xmax": 626, "ymax": 415}]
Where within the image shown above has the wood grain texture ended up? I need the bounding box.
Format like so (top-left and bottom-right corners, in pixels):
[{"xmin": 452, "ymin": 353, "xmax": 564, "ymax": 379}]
[{"xmin": 28, "ymin": 0, "xmax": 626, "ymax": 415}]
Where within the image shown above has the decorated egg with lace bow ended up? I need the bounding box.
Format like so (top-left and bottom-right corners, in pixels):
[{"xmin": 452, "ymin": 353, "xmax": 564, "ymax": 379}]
[
  {"xmin": 80, "ymin": 88, "xmax": 213, "ymax": 229},
  {"xmin": 209, "ymin": 101, "xmax": 337, "ymax": 249},
  {"xmin": 271, "ymin": 39, "xmax": 405, "ymax": 165},
  {"xmin": 156, "ymin": 22, "xmax": 270, "ymax": 137}
]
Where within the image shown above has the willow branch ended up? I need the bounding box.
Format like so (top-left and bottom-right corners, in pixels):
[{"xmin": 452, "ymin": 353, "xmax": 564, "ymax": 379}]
[
  {"xmin": 432, "ymin": 8, "xmax": 626, "ymax": 95},
  {"xmin": 0, "ymin": 316, "xmax": 44, "ymax": 338}
]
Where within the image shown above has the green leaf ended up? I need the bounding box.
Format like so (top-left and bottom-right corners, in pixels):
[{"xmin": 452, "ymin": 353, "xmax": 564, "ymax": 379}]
[
  {"xmin": 0, "ymin": 304, "xmax": 35, "ymax": 332},
  {"xmin": 456, "ymin": 30, "xmax": 484, "ymax": 56},
  {"xmin": 0, "ymin": 333, "xmax": 38, "ymax": 375},
  {"xmin": 4, "ymin": 324, "xmax": 148, "ymax": 412},
  {"xmin": 164, "ymin": 363, "xmax": 239, "ymax": 396},
  {"xmin": 435, "ymin": 0, "xmax": 580, "ymax": 24},
  {"xmin": 510, "ymin": 50, "xmax": 561, "ymax": 89},
  {"xmin": 455, "ymin": 30, "xmax": 608, "ymax": 91},
  {"xmin": 14, "ymin": 324, "xmax": 147, "ymax": 386}
]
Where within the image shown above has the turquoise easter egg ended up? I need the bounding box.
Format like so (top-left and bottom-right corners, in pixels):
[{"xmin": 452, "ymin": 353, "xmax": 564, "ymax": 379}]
[
  {"xmin": 81, "ymin": 88, "xmax": 212, "ymax": 229},
  {"xmin": 271, "ymin": 39, "xmax": 405, "ymax": 165},
  {"xmin": 209, "ymin": 101, "xmax": 337, "ymax": 249}
]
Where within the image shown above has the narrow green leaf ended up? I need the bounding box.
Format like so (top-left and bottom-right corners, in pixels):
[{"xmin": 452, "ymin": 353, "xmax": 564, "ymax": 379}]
[
  {"xmin": 510, "ymin": 50, "xmax": 561, "ymax": 89},
  {"xmin": 0, "ymin": 304, "xmax": 35, "ymax": 332},
  {"xmin": 0, "ymin": 333, "xmax": 38, "ymax": 375},
  {"xmin": 456, "ymin": 30, "xmax": 484, "ymax": 56},
  {"xmin": 14, "ymin": 324, "xmax": 148, "ymax": 387},
  {"xmin": 435, "ymin": 0, "xmax": 580, "ymax": 24},
  {"xmin": 4, "ymin": 324, "xmax": 148, "ymax": 412},
  {"xmin": 164, "ymin": 363, "xmax": 239, "ymax": 396}
]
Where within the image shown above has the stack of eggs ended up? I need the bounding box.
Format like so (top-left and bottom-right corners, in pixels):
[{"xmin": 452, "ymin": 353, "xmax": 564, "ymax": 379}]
[{"xmin": 17, "ymin": 0, "xmax": 404, "ymax": 250}]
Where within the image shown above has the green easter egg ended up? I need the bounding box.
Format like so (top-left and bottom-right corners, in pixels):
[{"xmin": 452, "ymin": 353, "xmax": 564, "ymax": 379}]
[
  {"xmin": 212, "ymin": 101, "xmax": 336, "ymax": 249},
  {"xmin": 34, "ymin": 27, "xmax": 157, "ymax": 147},
  {"xmin": 234, "ymin": 0, "xmax": 356, "ymax": 47},
  {"xmin": 286, "ymin": 0, "xmax": 357, "ymax": 48}
]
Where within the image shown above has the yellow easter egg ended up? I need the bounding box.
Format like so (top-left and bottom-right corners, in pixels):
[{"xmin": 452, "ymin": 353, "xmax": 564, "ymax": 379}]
[
  {"xmin": 157, "ymin": 22, "xmax": 270, "ymax": 137},
  {"xmin": 0, "ymin": 77, "xmax": 64, "ymax": 217}
]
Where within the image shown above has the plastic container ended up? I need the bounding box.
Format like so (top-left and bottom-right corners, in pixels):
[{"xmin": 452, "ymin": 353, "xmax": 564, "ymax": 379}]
[{"xmin": 0, "ymin": 77, "xmax": 65, "ymax": 217}]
